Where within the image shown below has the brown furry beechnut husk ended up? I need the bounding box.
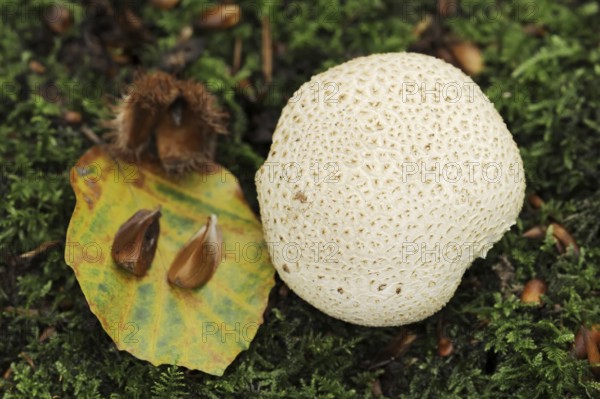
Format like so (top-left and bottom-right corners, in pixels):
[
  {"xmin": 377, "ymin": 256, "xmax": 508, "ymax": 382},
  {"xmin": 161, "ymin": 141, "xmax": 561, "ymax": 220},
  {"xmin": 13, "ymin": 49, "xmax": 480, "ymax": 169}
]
[{"xmin": 106, "ymin": 71, "xmax": 228, "ymax": 174}]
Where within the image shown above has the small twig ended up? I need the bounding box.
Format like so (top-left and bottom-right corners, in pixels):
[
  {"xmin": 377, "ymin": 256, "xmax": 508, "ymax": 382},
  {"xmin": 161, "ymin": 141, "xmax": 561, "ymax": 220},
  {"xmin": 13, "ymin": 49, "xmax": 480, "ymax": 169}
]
[
  {"xmin": 19, "ymin": 352, "xmax": 35, "ymax": 369},
  {"xmin": 19, "ymin": 240, "xmax": 62, "ymax": 260},
  {"xmin": 80, "ymin": 124, "xmax": 105, "ymax": 146},
  {"xmin": 2, "ymin": 307, "xmax": 40, "ymax": 317},
  {"xmin": 39, "ymin": 326, "xmax": 57, "ymax": 343},
  {"xmin": 436, "ymin": 318, "xmax": 453, "ymax": 357},
  {"xmin": 261, "ymin": 15, "xmax": 273, "ymax": 84},
  {"xmin": 232, "ymin": 36, "xmax": 242, "ymax": 74},
  {"xmin": 368, "ymin": 329, "xmax": 417, "ymax": 369}
]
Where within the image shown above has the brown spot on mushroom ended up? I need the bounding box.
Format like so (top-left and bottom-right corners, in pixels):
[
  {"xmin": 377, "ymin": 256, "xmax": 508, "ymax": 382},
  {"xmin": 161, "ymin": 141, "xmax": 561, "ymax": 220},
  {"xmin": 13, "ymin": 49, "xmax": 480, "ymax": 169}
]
[{"xmin": 293, "ymin": 191, "xmax": 308, "ymax": 203}]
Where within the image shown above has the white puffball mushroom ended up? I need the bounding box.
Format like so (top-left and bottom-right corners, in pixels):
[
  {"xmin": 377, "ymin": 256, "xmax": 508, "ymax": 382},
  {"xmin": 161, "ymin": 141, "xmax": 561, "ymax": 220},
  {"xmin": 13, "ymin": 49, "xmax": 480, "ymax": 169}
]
[{"xmin": 255, "ymin": 52, "xmax": 525, "ymax": 327}]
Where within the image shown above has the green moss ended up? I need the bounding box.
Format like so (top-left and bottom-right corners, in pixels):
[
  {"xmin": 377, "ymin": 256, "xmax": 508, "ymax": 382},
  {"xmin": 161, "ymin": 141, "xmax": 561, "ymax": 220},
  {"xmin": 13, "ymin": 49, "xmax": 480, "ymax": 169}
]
[{"xmin": 1, "ymin": 0, "xmax": 600, "ymax": 398}]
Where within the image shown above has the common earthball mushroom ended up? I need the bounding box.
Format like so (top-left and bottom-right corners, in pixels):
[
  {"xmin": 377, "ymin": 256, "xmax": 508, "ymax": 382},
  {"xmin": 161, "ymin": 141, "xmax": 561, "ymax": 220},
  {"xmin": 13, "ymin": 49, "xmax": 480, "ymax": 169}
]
[{"xmin": 255, "ymin": 52, "xmax": 525, "ymax": 326}]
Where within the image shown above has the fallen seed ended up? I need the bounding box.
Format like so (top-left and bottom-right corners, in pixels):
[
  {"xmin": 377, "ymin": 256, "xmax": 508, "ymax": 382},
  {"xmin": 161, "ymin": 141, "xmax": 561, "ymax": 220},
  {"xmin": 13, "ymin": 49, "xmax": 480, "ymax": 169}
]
[
  {"xmin": 550, "ymin": 223, "xmax": 579, "ymax": 257},
  {"xmin": 112, "ymin": 207, "xmax": 161, "ymax": 277},
  {"xmin": 520, "ymin": 278, "xmax": 547, "ymax": 304},
  {"xmin": 197, "ymin": 4, "xmax": 241, "ymax": 30},
  {"xmin": 449, "ymin": 42, "xmax": 484, "ymax": 76}
]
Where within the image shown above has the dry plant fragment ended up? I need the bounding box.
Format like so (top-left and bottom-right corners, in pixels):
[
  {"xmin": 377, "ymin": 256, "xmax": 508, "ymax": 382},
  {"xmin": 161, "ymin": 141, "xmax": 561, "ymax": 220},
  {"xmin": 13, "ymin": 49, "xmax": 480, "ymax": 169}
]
[
  {"xmin": 492, "ymin": 256, "xmax": 515, "ymax": 295},
  {"xmin": 232, "ymin": 36, "xmax": 242, "ymax": 73},
  {"xmin": 107, "ymin": 71, "xmax": 228, "ymax": 174},
  {"xmin": 197, "ymin": 4, "xmax": 241, "ymax": 29},
  {"xmin": 437, "ymin": 0, "xmax": 458, "ymax": 17},
  {"xmin": 278, "ymin": 282, "xmax": 290, "ymax": 297},
  {"xmin": 437, "ymin": 319, "xmax": 454, "ymax": 356},
  {"xmin": 151, "ymin": 0, "xmax": 180, "ymax": 10},
  {"xmin": 108, "ymin": 46, "xmax": 131, "ymax": 65},
  {"xmin": 437, "ymin": 337, "xmax": 453, "ymax": 357},
  {"xmin": 520, "ymin": 278, "xmax": 547, "ymax": 304},
  {"xmin": 19, "ymin": 240, "xmax": 62, "ymax": 259},
  {"xmin": 157, "ymin": 35, "xmax": 204, "ymax": 73},
  {"xmin": 549, "ymin": 223, "xmax": 579, "ymax": 257},
  {"xmin": 522, "ymin": 223, "xmax": 579, "ymax": 257},
  {"xmin": 522, "ymin": 24, "xmax": 547, "ymax": 37},
  {"xmin": 44, "ymin": 5, "xmax": 73, "ymax": 34},
  {"xmin": 28, "ymin": 60, "xmax": 46, "ymax": 74},
  {"xmin": 574, "ymin": 326, "xmax": 589, "ymax": 359},
  {"xmin": 64, "ymin": 111, "xmax": 82, "ymax": 125},
  {"xmin": 522, "ymin": 225, "xmax": 545, "ymax": 239},
  {"xmin": 583, "ymin": 327, "xmax": 600, "ymax": 376},
  {"xmin": 527, "ymin": 193, "xmax": 545, "ymax": 208},
  {"xmin": 19, "ymin": 352, "xmax": 35, "ymax": 369},
  {"xmin": 371, "ymin": 379, "xmax": 383, "ymax": 397},
  {"xmin": 39, "ymin": 326, "xmax": 56, "ymax": 343},
  {"xmin": 370, "ymin": 330, "xmax": 418, "ymax": 369},
  {"xmin": 412, "ymin": 15, "xmax": 433, "ymax": 37},
  {"xmin": 449, "ymin": 42, "xmax": 484, "ymax": 76},
  {"xmin": 112, "ymin": 207, "xmax": 161, "ymax": 276},
  {"xmin": 179, "ymin": 26, "xmax": 194, "ymax": 42},
  {"xmin": 168, "ymin": 214, "xmax": 223, "ymax": 289},
  {"xmin": 573, "ymin": 325, "xmax": 600, "ymax": 377},
  {"xmin": 261, "ymin": 15, "xmax": 273, "ymax": 83}
]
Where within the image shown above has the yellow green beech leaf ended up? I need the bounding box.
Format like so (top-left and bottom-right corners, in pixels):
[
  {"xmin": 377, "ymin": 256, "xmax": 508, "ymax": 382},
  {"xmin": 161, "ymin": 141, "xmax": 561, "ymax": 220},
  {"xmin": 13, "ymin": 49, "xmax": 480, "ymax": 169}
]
[{"xmin": 65, "ymin": 146, "xmax": 275, "ymax": 376}]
